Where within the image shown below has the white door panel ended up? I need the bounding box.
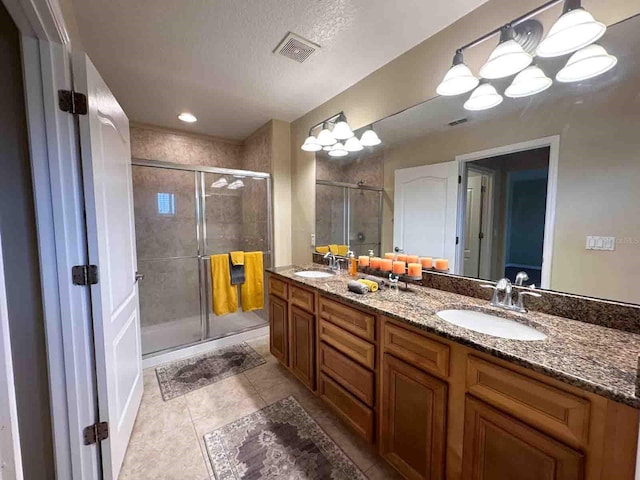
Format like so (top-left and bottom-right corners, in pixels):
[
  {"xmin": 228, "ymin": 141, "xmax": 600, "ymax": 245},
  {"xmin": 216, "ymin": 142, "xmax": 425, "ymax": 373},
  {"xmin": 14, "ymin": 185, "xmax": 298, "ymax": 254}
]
[
  {"xmin": 393, "ymin": 161, "xmax": 459, "ymax": 272},
  {"xmin": 73, "ymin": 53, "xmax": 142, "ymax": 480}
]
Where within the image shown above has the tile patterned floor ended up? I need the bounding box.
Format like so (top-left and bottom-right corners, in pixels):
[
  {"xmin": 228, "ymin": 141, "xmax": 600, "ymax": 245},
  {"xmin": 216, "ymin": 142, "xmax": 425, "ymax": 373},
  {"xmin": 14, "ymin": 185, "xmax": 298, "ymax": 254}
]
[{"xmin": 119, "ymin": 335, "xmax": 402, "ymax": 480}]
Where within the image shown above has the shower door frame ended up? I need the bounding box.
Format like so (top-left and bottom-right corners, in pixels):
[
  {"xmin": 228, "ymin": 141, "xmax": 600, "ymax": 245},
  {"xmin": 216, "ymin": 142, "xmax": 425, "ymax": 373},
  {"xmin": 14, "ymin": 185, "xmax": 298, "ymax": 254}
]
[
  {"xmin": 315, "ymin": 179, "xmax": 384, "ymax": 254},
  {"xmin": 132, "ymin": 158, "xmax": 273, "ymax": 358}
]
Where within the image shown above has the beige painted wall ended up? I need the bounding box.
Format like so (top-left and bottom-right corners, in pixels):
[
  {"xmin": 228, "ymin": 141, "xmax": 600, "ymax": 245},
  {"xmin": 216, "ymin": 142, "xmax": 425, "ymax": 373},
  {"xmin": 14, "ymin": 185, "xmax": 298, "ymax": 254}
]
[
  {"xmin": 290, "ymin": 0, "xmax": 640, "ymax": 272},
  {"xmin": 271, "ymin": 119, "xmax": 293, "ymax": 267}
]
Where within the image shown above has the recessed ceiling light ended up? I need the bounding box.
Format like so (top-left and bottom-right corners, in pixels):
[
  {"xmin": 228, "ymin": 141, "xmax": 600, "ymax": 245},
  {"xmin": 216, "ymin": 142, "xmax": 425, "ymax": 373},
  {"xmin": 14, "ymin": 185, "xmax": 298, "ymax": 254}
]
[{"xmin": 178, "ymin": 112, "xmax": 197, "ymax": 123}]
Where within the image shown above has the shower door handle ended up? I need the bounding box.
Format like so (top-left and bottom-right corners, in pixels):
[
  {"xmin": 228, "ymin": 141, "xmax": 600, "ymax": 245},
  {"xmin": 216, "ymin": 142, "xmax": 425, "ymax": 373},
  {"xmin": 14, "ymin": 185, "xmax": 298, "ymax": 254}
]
[{"xmin": 135, "ymin": 272, "xmax": 144, "ymax": 282}]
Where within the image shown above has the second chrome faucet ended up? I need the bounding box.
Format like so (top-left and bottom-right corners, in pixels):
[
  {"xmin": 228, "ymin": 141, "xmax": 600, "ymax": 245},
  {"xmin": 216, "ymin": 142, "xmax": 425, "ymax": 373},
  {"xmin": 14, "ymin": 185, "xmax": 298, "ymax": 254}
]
[{"xmin": 481, "ymin": 273, "xmax": 541, "ymax": 313}]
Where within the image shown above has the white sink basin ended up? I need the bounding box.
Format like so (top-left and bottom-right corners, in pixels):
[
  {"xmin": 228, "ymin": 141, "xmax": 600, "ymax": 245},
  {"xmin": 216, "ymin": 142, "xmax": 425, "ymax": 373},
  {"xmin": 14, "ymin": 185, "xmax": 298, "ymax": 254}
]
[
  {"xmin": 436, "ymin": 309, "xmax": 547, "ymax": 341},
  {"xmin": 295, "ymin": 270, "xmax": 335, "ymax": 279}
]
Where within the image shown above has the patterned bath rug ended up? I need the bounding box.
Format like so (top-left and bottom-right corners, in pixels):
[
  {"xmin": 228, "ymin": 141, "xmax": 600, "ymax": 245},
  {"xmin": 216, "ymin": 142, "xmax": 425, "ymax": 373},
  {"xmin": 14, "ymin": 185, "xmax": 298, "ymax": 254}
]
[
  {"xmin": 204, "ymin": 396, "xmax": 367, "ymax": 480},
  {"xmin": 156, "ymin": 342, "xmax": 266, "ymax": 401}
]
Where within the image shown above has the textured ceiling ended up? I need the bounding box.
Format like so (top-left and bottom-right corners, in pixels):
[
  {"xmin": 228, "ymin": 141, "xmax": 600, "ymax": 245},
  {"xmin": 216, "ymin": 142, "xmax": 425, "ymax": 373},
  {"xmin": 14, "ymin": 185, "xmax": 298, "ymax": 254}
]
[{"xmin": 71, "ymin": 0, "xmax": 489, "ymax": 139}]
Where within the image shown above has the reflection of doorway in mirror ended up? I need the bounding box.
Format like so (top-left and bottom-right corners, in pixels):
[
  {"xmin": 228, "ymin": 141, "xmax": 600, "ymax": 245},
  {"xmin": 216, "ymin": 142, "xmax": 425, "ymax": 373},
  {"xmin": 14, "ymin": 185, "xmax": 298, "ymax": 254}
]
[{"xmin": 456, "ymin": 136, "xmax": 558, "ymax": 289}]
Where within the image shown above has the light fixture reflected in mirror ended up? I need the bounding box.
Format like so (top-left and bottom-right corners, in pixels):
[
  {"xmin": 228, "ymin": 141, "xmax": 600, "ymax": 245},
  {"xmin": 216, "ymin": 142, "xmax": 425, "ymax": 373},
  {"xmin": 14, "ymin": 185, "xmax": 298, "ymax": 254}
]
[
  {"xmin": 328, "ymin": 142, "xmax": 348, "ymax": 157},
  {"xmin": 178, "ymin": 112, "xmax": 197, "ymax": 123},
  {"xmin": 536, "ymin": 0, "xmax": 606, "ymax": 58},
  {"xmin": 332, "ymin": 113, "xmax": 354, "ymax": 140},
  {"xmin": 436, "ymin": 51, "xmax": 479, "ymax": 96},
  {"xmin": 211, "ymin": 177, "xmax": 228, "ymax": 188},
  {"xmin": 464, "ymin": 82, "xmax": 503, "ymax": 111},
  {"xmin": 479, "ymin": 26, "xmax": 532, "ymax": 80},
  {"xmin": 345, "ymin": 136, "xmax": 363, "ymax": 152},
  {"xmin": 360, "ymin": 126, "xmax": 382, "ymax": 146},
  {"xmin": 227, "ymin": 179, "xmax": 245, "ymax": 190},
  {"xmin": 316, "ymin": 122, "xmax": 337, "ymax": 147},
  {"xmin": 505, "ymin": 65, "xmax": 553, "ymax": 98},
  {"xmin": 556, "ymin": 44, "xmax": 617, "ymax": 83}
]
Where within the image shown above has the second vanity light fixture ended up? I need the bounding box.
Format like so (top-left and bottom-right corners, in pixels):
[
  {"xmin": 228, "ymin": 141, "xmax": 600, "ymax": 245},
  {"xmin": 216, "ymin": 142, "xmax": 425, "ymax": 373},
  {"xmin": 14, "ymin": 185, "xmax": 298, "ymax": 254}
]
[
  {"xmin": 436, "ymin": 0, "xmax": 616, "ymax": 111},
  {"xmin": 300, "ymin": 112, "xmax": 382, "ymax": 155}
]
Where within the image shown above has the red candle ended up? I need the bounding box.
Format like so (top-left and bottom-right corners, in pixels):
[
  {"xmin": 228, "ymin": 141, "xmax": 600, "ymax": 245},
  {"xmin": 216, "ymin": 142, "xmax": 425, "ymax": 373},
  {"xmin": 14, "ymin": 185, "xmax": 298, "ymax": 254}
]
[
  {"xmin": 392, "ymin": 261, "xmax": 406, "ymax": 275},
  {"xmin": 408, "ymin": 263, "xmax": 422, "ymax": 277},
  {"xmin": 406, "ymin": 254, "xmax": 419, "ymax": 264},
  {"xmin": 435, "ymin": 258, "xmax": 449, "ymax": 271},
  {"xmin": 380, "ymin": 259, "xmax": 393, "ymax": 272},
  {"xmin": 420, "ymin": 257, "xmax": 433, "ymax": 269},
  {"xmin": 384, "ymin": 253, "xmax": 395, "ymax": 259},
  {"xmin": 358, "ymin": 256, "xmax": 370, "ymax": 267},
  {"xmin": 370, "ymin": 257, "xmax": 382, "ymax": 269}
]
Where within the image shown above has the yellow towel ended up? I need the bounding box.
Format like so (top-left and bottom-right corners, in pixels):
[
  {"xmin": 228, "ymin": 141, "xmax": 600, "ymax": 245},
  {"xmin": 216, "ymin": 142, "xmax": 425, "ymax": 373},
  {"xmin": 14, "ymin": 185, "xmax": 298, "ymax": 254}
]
[
  {"xmin": 210, "ymin": 254, "xmax": 238, "ymax": 316},
  {"xmin": 230, "ymin": 251, "xmax": 244, "ymax": 266},
  {"xmin": 241, "ymin": 251, "xmax": 264, "ymax": 312},
  {"xmin": 329, "ymin": 244, "xmax": 339, "ymax": 255},
  {"xmin": 316, "ymin": 246, "xmax": 329, "ymax": 254},
  {"xmin": 336, "ymin": 245, "xmax": 349, "ymax": 256},
  {"xmin": 357, "ymin": 279, "xmax": 379, "ymax": 292}
]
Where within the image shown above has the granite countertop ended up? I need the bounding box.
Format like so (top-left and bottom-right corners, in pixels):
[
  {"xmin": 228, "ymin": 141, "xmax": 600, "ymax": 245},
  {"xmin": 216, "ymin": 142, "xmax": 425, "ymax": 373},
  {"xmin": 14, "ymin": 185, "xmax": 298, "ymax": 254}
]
[{"xmin": 267, "ymin": 265, "xmax": 640, "ymax": 408}]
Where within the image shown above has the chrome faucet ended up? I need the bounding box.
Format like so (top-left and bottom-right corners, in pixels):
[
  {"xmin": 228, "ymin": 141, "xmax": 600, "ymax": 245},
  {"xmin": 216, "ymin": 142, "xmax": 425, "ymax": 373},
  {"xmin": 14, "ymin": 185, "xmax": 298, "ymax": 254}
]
[
  {"xmin": 323, "ymin": 251, "xmax": 340, "ymax": 271},
  {"xmin": 481, "ymin": 277, "xmax": 541, "ymax": 313}
]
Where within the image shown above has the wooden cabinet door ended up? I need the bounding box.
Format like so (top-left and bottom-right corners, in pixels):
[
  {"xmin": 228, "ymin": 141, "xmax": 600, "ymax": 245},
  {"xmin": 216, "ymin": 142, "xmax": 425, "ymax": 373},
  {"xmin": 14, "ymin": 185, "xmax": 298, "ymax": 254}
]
[
  {"xmin": 462, "ymin": 396, "xmax": 584, "ymax": 480},
  {"xmin": 289, "ymin": 306, "xmax": 316, "ymax": 389},
  {"xmin": 269, "ymin": 295, "xmax": 288, "ymax": 366},
  {"xmin": 380, "ymin": 354, "xmax": 447, "ymax": 480}
]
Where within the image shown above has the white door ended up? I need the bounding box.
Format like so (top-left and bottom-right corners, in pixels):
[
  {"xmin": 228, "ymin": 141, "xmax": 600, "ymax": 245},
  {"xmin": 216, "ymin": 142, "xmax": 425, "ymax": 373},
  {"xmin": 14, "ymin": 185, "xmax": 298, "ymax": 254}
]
[
  {"xmin": 73, "ymin": 53, "xmax": 142, "ymax": 480},
  {"xmin": 393, "ymin": 161, "xmax": 459, "ymax": 271},
  {"xmin": 463, "ymin": 172, "xmax": 483, "ymax": 277}
]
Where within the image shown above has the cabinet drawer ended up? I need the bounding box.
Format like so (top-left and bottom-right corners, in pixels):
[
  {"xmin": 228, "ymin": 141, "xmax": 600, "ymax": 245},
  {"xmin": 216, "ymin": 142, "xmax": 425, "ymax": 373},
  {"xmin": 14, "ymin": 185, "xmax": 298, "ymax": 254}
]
[
  {"xmin": 319, "ymin": 296, "xmax": 375, "ymax": 341},
  {"xmin": 290, "ymin": 285, "xmax": 316, "ymax": 313},
  {"xmin": 383, "ymin": 322, "xmax": 450, "ymax": 378},
  {"xmin": 268, "ymin": 276, "xmax": 288, "ymax": 299},
  {"xmin": 319, "ymin": 373, "xmax": 374, "ymax": 443},
  {"xmin": 320, "ymin": 342, "xmax": 375, "ymax": 406},
  {"xmin": 466, "ymin": 356, "xmax": 591, "ymax": 446},
  {"xmin": 319, "ymin": 319, "xmax": 375, "ymax": 370}
]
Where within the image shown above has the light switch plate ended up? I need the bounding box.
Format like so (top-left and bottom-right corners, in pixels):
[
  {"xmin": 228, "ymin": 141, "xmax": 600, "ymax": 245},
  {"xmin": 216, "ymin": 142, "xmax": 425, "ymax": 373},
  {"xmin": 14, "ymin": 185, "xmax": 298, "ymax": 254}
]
[
  {"xmin": 310, "ymin": 233, "xmax": 316, "ymax": 247},
  {"xmin": 586, "ymin": 236, "xmax": 616, "ymax": 251}
]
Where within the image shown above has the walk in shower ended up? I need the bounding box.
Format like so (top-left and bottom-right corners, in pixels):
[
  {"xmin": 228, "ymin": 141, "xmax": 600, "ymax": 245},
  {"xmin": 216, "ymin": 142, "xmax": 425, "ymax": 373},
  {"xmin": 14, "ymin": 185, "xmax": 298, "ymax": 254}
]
[
  {"xmin": 315, "ymin": 180, "xmax": 383, "ymax": 257},
  {"xmin": 132, "ymin": 159, "xmax": 272, "ymax": 357}
]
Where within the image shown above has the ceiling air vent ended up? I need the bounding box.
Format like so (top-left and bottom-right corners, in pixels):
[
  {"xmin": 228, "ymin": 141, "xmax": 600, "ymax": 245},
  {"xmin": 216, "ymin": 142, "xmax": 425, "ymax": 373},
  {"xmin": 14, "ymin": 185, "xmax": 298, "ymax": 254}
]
[
  {"xmin": 448, "ymin": 118, "xmax": 469, "ymax": 127},
  {"xmin": 274, "ymin": 32, "xmax": 320, "ymax": 63}
]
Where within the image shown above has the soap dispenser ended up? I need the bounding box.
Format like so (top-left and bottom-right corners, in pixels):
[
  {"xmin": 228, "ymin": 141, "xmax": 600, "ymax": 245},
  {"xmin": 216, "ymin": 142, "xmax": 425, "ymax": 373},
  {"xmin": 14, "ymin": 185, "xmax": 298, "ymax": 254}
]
[{"xmin": 347, "ymin": 250, "xmax": 358, "ymax": 277}]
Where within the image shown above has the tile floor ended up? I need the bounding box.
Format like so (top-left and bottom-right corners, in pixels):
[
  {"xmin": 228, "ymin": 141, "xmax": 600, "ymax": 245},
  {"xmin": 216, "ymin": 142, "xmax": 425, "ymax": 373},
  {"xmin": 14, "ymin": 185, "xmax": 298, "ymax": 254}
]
[{"xmin": 119, "ymin": 334, "xmax": 402, "ymax": 480}]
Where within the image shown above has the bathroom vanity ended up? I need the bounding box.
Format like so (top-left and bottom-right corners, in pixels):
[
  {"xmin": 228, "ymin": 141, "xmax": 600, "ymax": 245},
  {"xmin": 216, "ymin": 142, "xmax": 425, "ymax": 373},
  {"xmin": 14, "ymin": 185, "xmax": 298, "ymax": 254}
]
[{"xmin": 267, "ymin": 267, "xmax": 639, "ymax": 480}]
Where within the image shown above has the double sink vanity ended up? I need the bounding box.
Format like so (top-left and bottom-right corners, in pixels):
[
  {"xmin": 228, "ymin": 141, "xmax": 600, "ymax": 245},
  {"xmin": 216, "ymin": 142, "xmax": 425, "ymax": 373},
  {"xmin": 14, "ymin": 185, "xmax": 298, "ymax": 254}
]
[{"xmin": 266, "ymin": 266, "xmax": 640, "ymax": 480}]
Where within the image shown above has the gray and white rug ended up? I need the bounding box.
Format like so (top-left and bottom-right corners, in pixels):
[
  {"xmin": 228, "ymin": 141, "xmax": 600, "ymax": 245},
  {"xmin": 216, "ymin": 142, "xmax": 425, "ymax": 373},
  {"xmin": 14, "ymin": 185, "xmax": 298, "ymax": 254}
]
[
  {"xmin": 156, "ymin": 342, "xmax": 266, "ymax": 401},
  {"xmin": 204, "ymin": 396, "xmax": 367, "ymax": 480}
]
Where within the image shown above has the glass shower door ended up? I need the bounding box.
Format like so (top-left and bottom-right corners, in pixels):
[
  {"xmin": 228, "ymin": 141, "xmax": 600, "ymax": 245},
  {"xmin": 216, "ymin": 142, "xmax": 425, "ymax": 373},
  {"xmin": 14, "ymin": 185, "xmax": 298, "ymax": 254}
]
[
  {"xmin": 348, "ymin": 188, "xmax": 382, "ymax": 257},
  {"xmin": 132, "ymin": 166, "xmax": 202, "ymax": 355},
  {"xmin": 201, "ymin": 172, "xmax": 270, "ymax": 340},
  {"xmin": 315, "ymin": 183, "xmax": 347, "ymax": 246}
]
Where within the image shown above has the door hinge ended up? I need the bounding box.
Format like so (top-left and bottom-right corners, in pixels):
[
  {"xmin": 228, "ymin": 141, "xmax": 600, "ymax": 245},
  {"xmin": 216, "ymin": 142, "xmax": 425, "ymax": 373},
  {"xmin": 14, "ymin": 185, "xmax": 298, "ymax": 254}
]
[
  {"xmin": 83, "ymin": 422, "xmax": 109, "ymax": 445},
  {"xmin": 458, "ymin": 175, "xmax": 462, "ymax": 184},
  {"xmin": 479, "ymin": 232, "xmax": 485, "ymax": 240},
  {"xmin": 58, "ymin": 90, "xmax": 88, "ymax": 115},
  {"xmin": 456, "ymin": 236, "xmax": 459, "ymax": 245},
  {"xmin": 481, "ymin": 185, "xmax": 486, "ymax": 193},
  {"xmin": 72, "ymin": 265, "xmax": 99, "ymax": 286}
]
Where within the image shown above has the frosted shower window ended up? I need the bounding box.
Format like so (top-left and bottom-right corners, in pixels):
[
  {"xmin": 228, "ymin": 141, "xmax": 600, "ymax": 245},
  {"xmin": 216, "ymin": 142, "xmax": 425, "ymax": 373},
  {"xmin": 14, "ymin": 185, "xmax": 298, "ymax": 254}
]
[{"xmin": 157, "ymin": 192, "xmax": 176, "ymax": 216}]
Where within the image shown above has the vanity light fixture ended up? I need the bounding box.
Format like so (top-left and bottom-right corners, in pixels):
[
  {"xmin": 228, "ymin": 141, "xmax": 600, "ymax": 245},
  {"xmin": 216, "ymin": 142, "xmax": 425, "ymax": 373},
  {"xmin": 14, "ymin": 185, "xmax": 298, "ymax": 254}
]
[
  {"xmin": 328, "ymin": 142, "xmax": 348, "ymax": 157},
  {"xmin": 505, "ymin": 65, "xmax": 553, "ymax": 98},
  {"xmin": 227, "ymin": 179, "xmax": 245, "ymax": 190},
  {"xmin": 536, "ymin": 0, "xmax": 606, "ymax": 58},
  {"xmin": 178, "ymin": 112, "xmax": 197, "ymax": 123},
  {"xmin": 301, "ymin": 130, "xmax": 322, "ymax": 152},
  {"xmin": 479, "ymin": 26, "xmax": 533, "ymax": 80},
  {"xmin": 331, "ymin": 113, "xmax": 355, "ymax": 140},
  {"xmin": 344, "ymin": 136, "xmax": 364, "ymax": 152},
  {"xmin": 211, "ymin": 177, "xmax": 228, "ymax": 188},
  {"xmin": 556, "ymin": 44, "xmax": 617, "ymax": 83},
  {"xmin": 436, "ymin": 51, "xmax": 480, "ymax": 96},
  {"xmin": 464, "ymin": 82, "xmax": 503, "ymax": 111},
  {"xmin": 360, "ymin": 126, "xmax": 382, "ymax": 147},
  {"xmin": 316, "ymin": 122, "xmax": 337, "ymax": 147}
]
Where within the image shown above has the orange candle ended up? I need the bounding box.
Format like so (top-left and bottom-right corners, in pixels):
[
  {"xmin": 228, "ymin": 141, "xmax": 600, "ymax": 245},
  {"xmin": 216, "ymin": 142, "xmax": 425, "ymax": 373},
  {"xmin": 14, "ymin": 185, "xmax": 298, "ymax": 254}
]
[
  {"xmin": 370, "ymin": 257, "xmax": 382, "ymax": 269},
  {"xmin": 392, "ymin": 261, "xmax": 406, "ymax": 275},
  {"xmin": 420, "ymin": 257, "xmax": 433, "ymax": 269},
  {"xmin": 406, "ymin": 254, "xmax": 419, "ymax": 264},
  {"xmin": 380, "ymin": 259, "xmax": 393, "ymax": 272},
  {"xmin": 396, "ymin": 254, "xmax": 408, "ymax": 263},
  {"xmin": 408, "ymin": 263, "xmax": 422, "ymax": 277},
  {"xmin": 435, "ymin": 258, "xmax": 449, "ymax": 271},
  {"xmin": 358, "ymin": 256, "xmax": 370, "ymax": 267},
  {"xmin": 384, "ymin": 252, "xmax": 395, "ymax": 259}
]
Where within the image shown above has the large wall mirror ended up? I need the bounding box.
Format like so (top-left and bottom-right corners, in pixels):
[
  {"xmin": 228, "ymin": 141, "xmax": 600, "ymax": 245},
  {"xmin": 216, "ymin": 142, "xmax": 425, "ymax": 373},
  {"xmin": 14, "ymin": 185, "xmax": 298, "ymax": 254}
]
[{"xmin": 315, "ymin": 13, "xmax": 640, "ymax": 305}]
